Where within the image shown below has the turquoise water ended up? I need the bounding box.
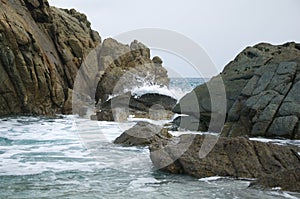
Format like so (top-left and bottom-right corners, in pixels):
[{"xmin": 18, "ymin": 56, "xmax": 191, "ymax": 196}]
[{"xmin": 0, "ymin": 79, "xmax": 299, "ymax": 199}]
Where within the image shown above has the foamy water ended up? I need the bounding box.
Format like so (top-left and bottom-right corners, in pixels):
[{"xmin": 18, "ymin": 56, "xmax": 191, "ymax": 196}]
[
  {"xmin": 0, "ymin": 116, "xmax": 299, "ymax": 198},
  {"xmin": 0, "ymin": 78, "xmax": 299, "ymax": 198}
]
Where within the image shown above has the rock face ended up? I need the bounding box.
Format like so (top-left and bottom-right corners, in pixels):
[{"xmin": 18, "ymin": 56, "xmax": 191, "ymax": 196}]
[
  {"xmin": 95, "ymin": 92, "xmax": 177, "ymax": 121},
  {"xmin": 150, "ymin": 134, "xmax": 300, "ymax": 179},
  {"xmin": 173, "ymin": 42, "xmax": 300, "ymax": 139},
  {"xmin": 0, "ymin": 0, "xmax": 101, "ymax": 116},
  {"xmin": 114, "ymin": 122, "xmax": 172, "ymax": 147},
  {"xmin": 249, "ymin": 168, "xmax": 300, "ymax": 192},
  {"xmin": 95, "ymin": 39, "xmax": 170, "ymax": 104}
]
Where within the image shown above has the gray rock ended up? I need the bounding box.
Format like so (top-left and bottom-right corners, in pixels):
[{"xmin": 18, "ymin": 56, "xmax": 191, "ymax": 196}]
[
  {"xmin": 267, "ymin": 116, "xmax": 298, "ymax": 137},
  {"xmin": 174, "ymin": 42, "xmax": 300, "ymax": 139},
  {"xmin": 279, "ymin": 102, "xmax": 300, "ymax": 117}
]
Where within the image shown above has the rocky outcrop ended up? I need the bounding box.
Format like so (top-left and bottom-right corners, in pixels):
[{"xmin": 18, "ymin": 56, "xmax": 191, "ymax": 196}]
[
  {"xmin": 249, "ymin": 168, "xmax": 300, "ymax": 192},
  {"xmin": 0, "ymin": 0, "xmax": 101, "ymax": 116},
  {"xmin": 173, "ymin": 42, "xmax": 300, "ymax": 139},
  {"xmin": 94, "ymin": 92, "xmax": 177, "ymax": 121},
  {"xmin": 150, "ymin": 134, "xmax": 300, "ymax": 179},
  {"xmin": 114, "ymin": 121, "xmax": 172, "ymax": 147},
  {"xmin": 95, "ymin": 39, "xmax": 170, "ymax": 104}
]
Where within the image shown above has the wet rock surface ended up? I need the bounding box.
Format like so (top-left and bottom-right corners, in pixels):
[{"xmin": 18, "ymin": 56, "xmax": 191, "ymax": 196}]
[
  {"xmin": 114, "ymin": 121, "xmax": 172, "ymax": 147},
  {"xmin": 95, "ymin": 92, "xmax": 177, "ymax": 121},
  {"xmin": 95, "ymin": 39, "xmax": 170, "ymax": 104}
]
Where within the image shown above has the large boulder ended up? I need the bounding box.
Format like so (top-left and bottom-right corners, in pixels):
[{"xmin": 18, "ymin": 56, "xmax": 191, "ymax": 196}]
[
  {"xmin": 95, "ymin": 39, "xmax": 170, "ymax": 104},
  {"xmin": 150, "ymin": 134, "xmax": 300, "ymax": 179},
  {"xmin": 249, "ymin": 168, "xmax": 300, "ymax": 192},
  {"xmin": 173, "ymin": 42, "xmax": 300, "ymax": 139},
  {"xmin": 114, "ymin": 121, "xmax": 172, "ymax": 147},
  {"xmin": 0, "ymin": 0, "xmax": 101, "ymax": 116}
]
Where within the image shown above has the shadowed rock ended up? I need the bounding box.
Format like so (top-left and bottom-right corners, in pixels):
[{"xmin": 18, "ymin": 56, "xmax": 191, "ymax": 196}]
[
  {"xmin": 249, "ymin": 168, "xmax": 300, "ymax": 192},
  {"xmin": 114, "ymin": 121, "xmax": 172, "ymax": 147},
  {"xmin": 95, "ymin": 92, "xmax": 177, "ymax": 121}
]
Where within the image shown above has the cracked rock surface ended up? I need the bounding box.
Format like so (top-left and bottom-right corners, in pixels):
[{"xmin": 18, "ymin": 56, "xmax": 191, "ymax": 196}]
[{"xmin": 173, "ymin": 42, "xmax": 300, "ymax": 139}]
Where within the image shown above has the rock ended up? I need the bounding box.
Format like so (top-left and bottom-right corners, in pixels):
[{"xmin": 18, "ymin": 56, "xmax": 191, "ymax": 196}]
[
  {"xmin": 172, "ymin": 115, "xmax": 208, "ymax": 131},
  {"xmin": 249, "ymin": 168, "xmax": 300, "ymax": 192},
  {"xmin": 267, "ymin": 116, "xmax": 298, "ymax": 137},
  {"xmin": 137, "ymin": 93, "xmax": 177, "ymax": 111},
  {"xmin": 152, "ymin": 56, "xmax": 163, "ymax": 64},
  {"xmin": 96, "ymin": 92, "xmax": 177, "ymax": 121},
  {"xmin": 150, "ymin": 134, "xmax": 300, "ymax": 179},
  {"xmin": 0, "ymin": 0, "xmax": 101, "ymax": 116},
  {"xmin": 95, "ymin": 38, "xmax": 169, "ymax": 104},
  {"xmin": 173, "ymin": 42, "xmax": 300, "ymax": 139},
  {"xmin": 114, "ymin": 121, "xmax": 172, "ymax": 147}
]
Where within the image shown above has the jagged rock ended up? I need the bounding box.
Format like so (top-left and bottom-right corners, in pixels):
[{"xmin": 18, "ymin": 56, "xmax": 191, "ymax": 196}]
[
  {"xmin": 95, "ymin": 38, "xmax": 169, "ymax": 104},
  {"xmin": 114, "ymin": 121, "xmax": 172, "ymax": 147},
  {"xmin": 150, "ymin": 134, "xmax": 300, "ymax": 179},
  {"xmin": 173, "ymin": 42, "xmax": 300, "ymax": 139},
  {"xmin": 96, "ymin": 92, "xmax": 176, "ymax": 121},
  {"xmin": 249, "ymin": 168, "xmax": 300, "ymax": 192},
  {"xmin": 0, "ymin": 0, "xmax": 101, "ymax": 116}
]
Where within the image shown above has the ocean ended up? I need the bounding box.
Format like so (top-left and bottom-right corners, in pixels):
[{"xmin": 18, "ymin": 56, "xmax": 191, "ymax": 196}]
[{"xmin": 0, "ymin": 78, "xmax": 299, "ymax": 199}]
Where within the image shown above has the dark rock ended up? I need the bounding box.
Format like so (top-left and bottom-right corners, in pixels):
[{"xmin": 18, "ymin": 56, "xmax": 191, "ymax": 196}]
[
  {"xmin": 137, "ymin": 93, "xmax": 177, "ymax": 111},
  {"xmin": 172, "ymin": 115, "xmax": 208, "ymax": 131},
  {"xmin": 96, "ymin": 92, "xmax": 176, "ymax": 121},
  {"xmin": 152, "ymin": 56, "xmax": 163, "ymax": 64},
  {"xmin": 150, "ymin": 134, "xmax": 300, "ymax": 179},
  {"xmin": 173, "ymin": 42, "xmax": 300, "ymax": 139},
  {"xmin": 0, "ymin": 0, "xmax": 101, "ymax": 116},
  {"xmin": 114, "ymin": 121, "xmax": 172, "ymax": 147},
  {"xmin": 249, "ymin": 168, "xmax": 300, "ymax": 192}
]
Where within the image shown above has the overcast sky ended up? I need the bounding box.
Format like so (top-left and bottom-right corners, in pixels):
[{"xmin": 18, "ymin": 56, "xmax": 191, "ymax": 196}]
[{"xmin": 49, "ymin": 0, "xmax": 300, "ymax": 77}]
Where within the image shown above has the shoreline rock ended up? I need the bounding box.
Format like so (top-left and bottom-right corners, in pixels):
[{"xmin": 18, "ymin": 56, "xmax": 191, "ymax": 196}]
[
  {"xmin": 173, "ymin": 42, "xmax": 300, "ymax": 139},
  {"xmin": 0, "ymin": 0, "xmax": 100, "ymax": 116},
  {"xmin": 149, "ymin": 134, "xmax": 300, "ymax": 179},
  {"xmin": 249, "ymin": 168, "xmax": 300, "ymax": 192},
  {"xmin": 113, "ymin": 121, "xmax": 172, "ymax": 147}
]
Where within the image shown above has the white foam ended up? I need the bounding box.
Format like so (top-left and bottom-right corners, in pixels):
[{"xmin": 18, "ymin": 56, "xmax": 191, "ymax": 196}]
[
  {"xmin": 198, "ymin": 176, "xmax": 224, "ymax": 182},
  {"xmin": 250, "ymin": 137, "xmax": 300, "ymax": 147}
]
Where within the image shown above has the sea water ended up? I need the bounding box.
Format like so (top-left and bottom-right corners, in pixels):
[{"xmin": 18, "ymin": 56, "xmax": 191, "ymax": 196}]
[{"xmin": 0, "ymin": 78, "xmax": 299, "ymax": 199}]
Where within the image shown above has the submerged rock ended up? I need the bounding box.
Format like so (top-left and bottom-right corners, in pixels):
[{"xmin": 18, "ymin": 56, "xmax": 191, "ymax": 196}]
[
  {"xmin": 173, "ymin": 42, "xmax": 300, "ymax": 139},
  {"xmin": 249, "ymin": 168, "xmax": 300, "ymax": 192},
  {"xmin": 150, "ymin": 134, "xmax": 300, "ymax": 179},
  {"xmin": 114, "ymin": 121, "xmax": 172, "ymax": 147}
]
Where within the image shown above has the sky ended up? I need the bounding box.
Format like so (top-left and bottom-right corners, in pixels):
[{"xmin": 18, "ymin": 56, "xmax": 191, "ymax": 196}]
[{"xmin": 49, "ymin": 0, "xmax": 300, "ymax": 77}]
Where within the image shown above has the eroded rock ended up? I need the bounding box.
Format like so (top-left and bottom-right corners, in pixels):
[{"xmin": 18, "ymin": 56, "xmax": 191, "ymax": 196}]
[{"xmin": 173, "ymin": 42, "xmax": 300, "ymax": 139}]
